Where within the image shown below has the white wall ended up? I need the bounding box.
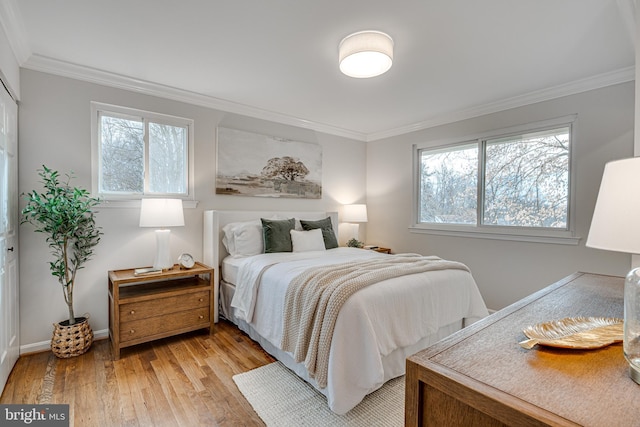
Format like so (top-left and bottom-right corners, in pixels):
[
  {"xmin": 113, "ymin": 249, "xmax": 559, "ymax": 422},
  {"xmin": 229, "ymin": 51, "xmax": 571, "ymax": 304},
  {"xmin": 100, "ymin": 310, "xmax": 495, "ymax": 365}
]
[
  {"xmin": 0, "ymin": 15, "xmax": 19, "ymax": 99},
  {"xmin": 18, "ymin": 69, "xmax": 366, "ymax": 348},
  {"xmin": 367, "ymin": 82, "xmax": 634, "ymax": 311}
]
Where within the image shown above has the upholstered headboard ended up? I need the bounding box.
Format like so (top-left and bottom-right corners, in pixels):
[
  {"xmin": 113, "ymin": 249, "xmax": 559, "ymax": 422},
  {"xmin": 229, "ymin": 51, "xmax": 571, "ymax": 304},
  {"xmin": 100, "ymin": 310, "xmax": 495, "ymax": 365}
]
[{"xmin": 203, "ymin": 210, "xmax": 338, "ymax": 321}]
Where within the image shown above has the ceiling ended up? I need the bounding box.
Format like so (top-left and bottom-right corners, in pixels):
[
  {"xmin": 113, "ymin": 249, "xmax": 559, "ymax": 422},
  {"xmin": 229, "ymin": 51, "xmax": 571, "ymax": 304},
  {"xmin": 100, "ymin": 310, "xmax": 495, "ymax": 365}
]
[{"xmin": 1, "ymin": 0, "xmax": 636, "ymax": 141}]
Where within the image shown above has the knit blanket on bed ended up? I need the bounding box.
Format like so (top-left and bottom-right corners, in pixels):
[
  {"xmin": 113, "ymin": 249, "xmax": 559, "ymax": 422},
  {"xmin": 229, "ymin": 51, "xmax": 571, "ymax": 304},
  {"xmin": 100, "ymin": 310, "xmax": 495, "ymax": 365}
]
[{"xmin": 280, "ymin": 254, "xmax": 470, "ymax": 389}]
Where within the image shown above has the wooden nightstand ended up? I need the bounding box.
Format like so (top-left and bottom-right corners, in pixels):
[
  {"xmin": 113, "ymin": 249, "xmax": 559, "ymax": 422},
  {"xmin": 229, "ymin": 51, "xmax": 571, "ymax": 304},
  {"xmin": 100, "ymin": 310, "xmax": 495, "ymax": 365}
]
[
  {"xmin": 365, "ymin": 246, "xmax": 391, "ymax": 254},
  {"xmin": 373, "ymin": 247, "xmax": 391, "ymax": 254},
  {"xmin": 108, "ymin": 262, "xmax": 215, "ymax": 359}
]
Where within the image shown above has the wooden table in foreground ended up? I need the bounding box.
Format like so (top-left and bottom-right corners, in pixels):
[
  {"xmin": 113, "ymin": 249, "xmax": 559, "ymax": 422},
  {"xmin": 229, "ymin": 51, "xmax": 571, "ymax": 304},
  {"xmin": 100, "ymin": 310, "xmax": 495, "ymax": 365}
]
[{"xmin": 406, "ymin": 272, "xmax": 640, "ymax": 426}]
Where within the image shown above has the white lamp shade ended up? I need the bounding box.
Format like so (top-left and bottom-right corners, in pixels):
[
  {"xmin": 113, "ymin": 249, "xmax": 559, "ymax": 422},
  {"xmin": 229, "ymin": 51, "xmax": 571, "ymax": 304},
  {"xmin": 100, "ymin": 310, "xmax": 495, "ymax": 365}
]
[
  {"xmin": 586, "ymin": 157, "xmax": 640, "ymax": 254},
  {"xmin": 339, "ymin": 31, "xmax": 393, "ymax": 78},
  {"xmin": 343, "ymin": 204, "xmax": 368, "ymax": 223},
  {"xmin": 139, "ymin": 199, "xmax": 185, "ymax": 227}
]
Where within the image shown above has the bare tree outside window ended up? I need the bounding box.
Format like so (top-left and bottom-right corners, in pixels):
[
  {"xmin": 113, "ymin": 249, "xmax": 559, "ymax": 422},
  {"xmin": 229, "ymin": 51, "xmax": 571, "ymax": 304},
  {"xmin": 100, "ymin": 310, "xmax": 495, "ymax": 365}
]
[
  {"xmin": 100, "ymin": 116, "xmax": 144, "ymax": 193},
  {"xmin": 483, "ymin": 128, "xmax": 569, "ymax": 228},
  {"xmin": 420, "ymin": 144, "xmax": 477, "ymax": 224},
  {"xmin": 96, "ymin": 106, "xmax": 191, "ymax": 198},
  {"xmin": 418, "ymin": 126, "xmax": 570, "ymax": 230},
  {"xmin": 149, "ymin": 123, "xmax": 187, "ymax": 194}
]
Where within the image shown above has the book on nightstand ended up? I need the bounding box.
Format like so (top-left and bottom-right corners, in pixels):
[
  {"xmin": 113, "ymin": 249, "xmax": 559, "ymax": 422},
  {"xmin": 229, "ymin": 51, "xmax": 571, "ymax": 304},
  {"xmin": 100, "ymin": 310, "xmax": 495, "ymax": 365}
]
[{"xmin": 134, "ymin": 267, "xmax": 162, "ymax": 276}]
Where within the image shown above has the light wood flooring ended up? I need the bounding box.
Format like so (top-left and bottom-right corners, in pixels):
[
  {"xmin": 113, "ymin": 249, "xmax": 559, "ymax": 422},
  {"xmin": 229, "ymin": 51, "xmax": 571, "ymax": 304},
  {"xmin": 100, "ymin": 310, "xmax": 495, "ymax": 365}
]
[{"xmin": 0, "ymin": 320, "xmax": 275, "ymax": 426}]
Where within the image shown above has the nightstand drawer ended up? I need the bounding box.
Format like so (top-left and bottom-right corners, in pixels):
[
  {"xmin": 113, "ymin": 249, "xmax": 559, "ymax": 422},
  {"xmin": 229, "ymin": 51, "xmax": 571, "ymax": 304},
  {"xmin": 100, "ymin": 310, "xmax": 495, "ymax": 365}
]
[
  {"xmin": 119, "ymin": 290, "xmax": 210, "ymax": 321},
  {"xmin": 119, "ymin": 307, "xmax": 210, "ymax": 343}
]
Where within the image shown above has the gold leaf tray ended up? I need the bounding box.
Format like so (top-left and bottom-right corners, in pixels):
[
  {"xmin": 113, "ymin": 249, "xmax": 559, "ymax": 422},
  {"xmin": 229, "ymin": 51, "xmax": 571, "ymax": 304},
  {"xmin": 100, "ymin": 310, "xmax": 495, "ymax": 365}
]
[{"xmin": 519, "ymin": 317, "xmax": 623, "ymax": 350}]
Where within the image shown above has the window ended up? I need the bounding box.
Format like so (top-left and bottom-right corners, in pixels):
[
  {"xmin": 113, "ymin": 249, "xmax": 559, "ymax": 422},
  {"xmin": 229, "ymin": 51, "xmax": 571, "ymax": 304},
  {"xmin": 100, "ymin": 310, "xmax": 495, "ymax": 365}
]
[
  {"xmin": 91, "ymin": 102, "xmax": 194, "ymax": 200},
  {"xmin": 419, "ymin": 143, "xmax": 478, "ymax": 225},
  {"xmin": 414, "ymin": 116, "xmax": 577, "ymax": 244}
]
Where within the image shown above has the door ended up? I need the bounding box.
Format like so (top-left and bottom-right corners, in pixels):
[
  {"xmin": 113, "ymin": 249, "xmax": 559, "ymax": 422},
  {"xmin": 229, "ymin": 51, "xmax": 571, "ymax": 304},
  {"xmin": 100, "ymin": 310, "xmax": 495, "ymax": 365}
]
[{"xmin": 0, "ymin": 81, "xmax": 19, "ymax": 393}]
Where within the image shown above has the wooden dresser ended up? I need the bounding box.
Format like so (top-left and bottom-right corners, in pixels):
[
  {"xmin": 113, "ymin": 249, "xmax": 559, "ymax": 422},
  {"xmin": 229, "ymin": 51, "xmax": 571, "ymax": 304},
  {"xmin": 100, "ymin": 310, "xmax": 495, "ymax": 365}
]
[
  {"xmin": 108, "ymin": 262, "xmax": 215, "ymax": 359},
  {"xmin": 406, "ymin": 272, "xmax": 639, "ymax": 426}
]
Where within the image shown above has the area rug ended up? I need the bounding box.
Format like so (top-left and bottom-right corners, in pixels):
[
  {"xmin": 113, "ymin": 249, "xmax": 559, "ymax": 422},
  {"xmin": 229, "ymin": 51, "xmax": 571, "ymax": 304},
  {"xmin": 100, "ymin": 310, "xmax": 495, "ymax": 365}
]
[{"xmin": 233, "ymin": 362, "xmax": 404, "ymax": 426}]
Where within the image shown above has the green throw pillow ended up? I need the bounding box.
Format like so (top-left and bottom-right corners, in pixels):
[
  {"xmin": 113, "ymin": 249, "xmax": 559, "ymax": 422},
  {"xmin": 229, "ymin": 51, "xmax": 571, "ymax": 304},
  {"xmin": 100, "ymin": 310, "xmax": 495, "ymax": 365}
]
[
  {"xmin": 300, "ymin": 217, "xmax": 338, "ymax": 249},
  {"xmin": 261, "ymin": 218, "xmax": 295, "ymax": 253}
]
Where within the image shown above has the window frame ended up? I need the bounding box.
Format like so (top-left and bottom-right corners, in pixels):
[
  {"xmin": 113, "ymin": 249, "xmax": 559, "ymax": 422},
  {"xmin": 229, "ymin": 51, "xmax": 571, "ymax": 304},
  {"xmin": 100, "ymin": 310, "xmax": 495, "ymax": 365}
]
[
  {"xmin": 90, "ymin": 102, "xmax": 195, "ymax": 206},
  {"xmin": 411, "ymin": 115, "xmax": 580, "ymax": 245}
]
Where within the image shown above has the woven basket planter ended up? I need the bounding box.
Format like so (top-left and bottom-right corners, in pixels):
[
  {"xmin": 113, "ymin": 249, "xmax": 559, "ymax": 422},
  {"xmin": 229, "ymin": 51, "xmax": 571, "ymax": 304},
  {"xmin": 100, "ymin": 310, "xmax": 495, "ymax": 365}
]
[{"xmin": 51, "ymin": 315, "xmax": 93, "ymax": 358}]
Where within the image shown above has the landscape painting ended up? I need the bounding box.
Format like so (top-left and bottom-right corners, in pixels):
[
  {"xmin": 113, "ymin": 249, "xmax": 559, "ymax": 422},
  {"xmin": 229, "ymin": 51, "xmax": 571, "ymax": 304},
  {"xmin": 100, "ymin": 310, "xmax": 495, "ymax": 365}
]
[{"xmin": 216, "ymin": 127, "xmax": 322, "ymax": 199}]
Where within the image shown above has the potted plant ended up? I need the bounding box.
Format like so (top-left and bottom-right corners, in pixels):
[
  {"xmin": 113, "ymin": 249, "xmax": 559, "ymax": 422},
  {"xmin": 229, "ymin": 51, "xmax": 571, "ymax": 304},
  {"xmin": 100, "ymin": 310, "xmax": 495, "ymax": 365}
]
[
  {"xmin": 21, "ymin": 165, "xmax": 102, "ymax": 358},
  {"xmin": 347, "ymin": 238, "xmax": 364, "ymax": 248}
]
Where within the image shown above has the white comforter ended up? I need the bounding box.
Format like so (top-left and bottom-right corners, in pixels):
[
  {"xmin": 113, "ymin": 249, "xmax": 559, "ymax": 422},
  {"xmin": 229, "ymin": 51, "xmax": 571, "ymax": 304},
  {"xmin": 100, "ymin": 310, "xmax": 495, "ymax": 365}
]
[{"xmin": 229, "ymin": 247, "xmax": 489, "ymax": 414}]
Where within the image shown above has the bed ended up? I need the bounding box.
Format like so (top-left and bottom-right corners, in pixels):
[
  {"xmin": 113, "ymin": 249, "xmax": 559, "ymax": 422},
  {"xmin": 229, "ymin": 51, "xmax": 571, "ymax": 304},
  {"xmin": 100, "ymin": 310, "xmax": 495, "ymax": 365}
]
[{"xmin": 203, "ymin": 210, "xmax": 489, "ymax": 414}]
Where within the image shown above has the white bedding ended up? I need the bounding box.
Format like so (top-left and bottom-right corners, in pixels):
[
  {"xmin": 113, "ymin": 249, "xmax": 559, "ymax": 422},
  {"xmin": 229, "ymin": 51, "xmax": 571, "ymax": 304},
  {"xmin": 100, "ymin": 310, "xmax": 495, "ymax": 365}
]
[
  {"xmin": 221, "ymin": 255, "xmax": 244, "ymax": 285},
  {"xmin": 226, "ymin": 247, "xmax": 489, "ymax": 414}
]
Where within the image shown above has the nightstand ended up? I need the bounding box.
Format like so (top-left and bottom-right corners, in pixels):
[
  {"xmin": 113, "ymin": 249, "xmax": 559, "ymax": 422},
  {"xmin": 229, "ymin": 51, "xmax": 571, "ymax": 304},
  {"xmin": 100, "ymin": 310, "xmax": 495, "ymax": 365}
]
[
  {"xmin": 365, "ymin": 246, "xmax": 391, "ymax": 254},
  {"xmin": 108, "ymin": 262, "xmax": 215, "ymax": 359}
]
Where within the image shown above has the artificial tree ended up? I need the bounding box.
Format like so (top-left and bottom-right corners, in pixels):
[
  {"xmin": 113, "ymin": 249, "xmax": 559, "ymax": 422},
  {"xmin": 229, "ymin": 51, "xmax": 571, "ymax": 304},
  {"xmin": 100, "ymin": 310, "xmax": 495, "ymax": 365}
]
[{"xmin": 21, "ymin": 165, "xmax": 102, "ymax": 326}]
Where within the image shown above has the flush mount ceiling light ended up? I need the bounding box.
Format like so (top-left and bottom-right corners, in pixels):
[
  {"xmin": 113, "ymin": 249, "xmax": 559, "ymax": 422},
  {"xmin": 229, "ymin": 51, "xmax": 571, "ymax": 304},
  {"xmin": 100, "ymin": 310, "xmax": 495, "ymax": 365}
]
[{"xmin": 339, "ymin": 30, "xmax": 394, "ymax": 78}]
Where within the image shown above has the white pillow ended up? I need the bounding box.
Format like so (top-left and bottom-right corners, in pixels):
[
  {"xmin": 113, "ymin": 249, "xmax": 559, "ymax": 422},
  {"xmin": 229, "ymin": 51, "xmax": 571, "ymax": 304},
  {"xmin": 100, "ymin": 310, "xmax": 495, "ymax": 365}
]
[
  {"xmin": 222, "ymin": 220, "xmax": 263, "ymax": 257},
  {"xmin": 290, "ymin": 228, "xmax": 326, "ymax": 252}
]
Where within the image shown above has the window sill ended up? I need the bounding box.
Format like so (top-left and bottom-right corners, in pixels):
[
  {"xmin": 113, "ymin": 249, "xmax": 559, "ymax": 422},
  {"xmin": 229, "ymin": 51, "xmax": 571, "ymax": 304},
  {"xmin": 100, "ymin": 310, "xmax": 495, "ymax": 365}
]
[
  {"xmin": 409, "ymin": 225, "xmax": 581, "ymax": 245},
  {"xmin": 96, "ymin": 200, "xmax": 199, "ymax": 209}
]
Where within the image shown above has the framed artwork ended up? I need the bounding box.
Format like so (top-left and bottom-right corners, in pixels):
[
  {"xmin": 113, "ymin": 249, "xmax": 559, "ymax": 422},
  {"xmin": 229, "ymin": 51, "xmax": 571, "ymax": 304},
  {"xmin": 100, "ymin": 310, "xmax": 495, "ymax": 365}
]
[{"xmin": 216, "ymin": 127, "xmax": 322, "ymax": 199}]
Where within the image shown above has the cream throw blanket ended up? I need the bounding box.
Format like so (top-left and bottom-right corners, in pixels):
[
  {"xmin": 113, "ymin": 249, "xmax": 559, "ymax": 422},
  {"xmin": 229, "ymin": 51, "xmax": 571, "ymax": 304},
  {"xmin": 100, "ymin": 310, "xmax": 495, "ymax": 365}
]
[{"xmin": 280, "ymin": 254, "xmax": 470, "ymax": 388}]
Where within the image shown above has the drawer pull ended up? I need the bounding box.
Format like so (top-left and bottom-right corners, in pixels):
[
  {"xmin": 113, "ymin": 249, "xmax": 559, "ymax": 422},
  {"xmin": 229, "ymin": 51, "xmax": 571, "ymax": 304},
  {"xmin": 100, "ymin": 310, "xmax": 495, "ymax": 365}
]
[
  {"xmin": 198, "ymin": 298, "xmax": 203, "ymax": 302},
  {"xmin": 199, "ymin": 315, "xmax": 204, "ymax": 319},
  {"xmin": 130, "ymin": 329, "xmax": 135, "ymax": 334},
  {"xmin": 130, "ymin": 310, "xmax": 135, "ymax": 315}
]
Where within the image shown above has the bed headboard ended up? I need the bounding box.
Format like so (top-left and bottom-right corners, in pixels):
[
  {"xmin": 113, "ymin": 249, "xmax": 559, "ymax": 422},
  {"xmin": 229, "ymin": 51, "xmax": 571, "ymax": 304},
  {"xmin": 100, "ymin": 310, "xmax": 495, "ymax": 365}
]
[{"xmin": 203, "ymin": 210, "xmax": 338, "ymax": 321}]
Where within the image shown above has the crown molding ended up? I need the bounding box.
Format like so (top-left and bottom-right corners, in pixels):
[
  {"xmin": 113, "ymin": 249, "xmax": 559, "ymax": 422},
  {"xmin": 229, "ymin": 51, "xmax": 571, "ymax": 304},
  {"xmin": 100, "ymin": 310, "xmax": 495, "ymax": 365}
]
[
  {"xmin": 367, "ymin": 66, "xmax": 636, "ymax": 141},
  {"xmin": 22, "ymin": 54, "xmax": 369, "ymax": 142},
  {"xmin": 20, "ymin": 55, "xmax": 635, "ymax": 144},
  {"xmin": 0, "ymin": 0, "xmax": 31, "ymax": 64}
]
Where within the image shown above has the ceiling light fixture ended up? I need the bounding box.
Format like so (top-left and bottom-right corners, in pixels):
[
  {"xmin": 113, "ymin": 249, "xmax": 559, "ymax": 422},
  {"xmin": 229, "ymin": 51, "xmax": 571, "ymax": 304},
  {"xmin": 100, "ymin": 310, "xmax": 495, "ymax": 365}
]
[{"xmin": 339, "ymin": 30, "xmax": 393, "ymax": 78}]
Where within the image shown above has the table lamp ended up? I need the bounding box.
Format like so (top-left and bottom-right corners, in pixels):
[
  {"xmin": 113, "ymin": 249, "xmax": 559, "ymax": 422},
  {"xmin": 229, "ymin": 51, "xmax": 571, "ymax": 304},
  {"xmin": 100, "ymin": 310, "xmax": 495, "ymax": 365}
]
[
  {"xmin": 342, "ymin": 204, "xmax": 368, "ymax": 241},
  {"xmin": 586, "ymin": 157, "xmax": 640, "ymax": 385},
  {"xmin": 139, "ymin": 198, "xmax": 185, "ymax": 270}
]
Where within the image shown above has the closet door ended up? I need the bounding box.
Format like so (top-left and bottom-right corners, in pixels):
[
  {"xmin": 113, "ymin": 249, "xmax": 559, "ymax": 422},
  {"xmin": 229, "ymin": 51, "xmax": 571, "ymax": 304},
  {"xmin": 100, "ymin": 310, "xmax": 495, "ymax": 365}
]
[{"xmin": 0, "ymin": 82, "xmax": 18, "ymax": 394}]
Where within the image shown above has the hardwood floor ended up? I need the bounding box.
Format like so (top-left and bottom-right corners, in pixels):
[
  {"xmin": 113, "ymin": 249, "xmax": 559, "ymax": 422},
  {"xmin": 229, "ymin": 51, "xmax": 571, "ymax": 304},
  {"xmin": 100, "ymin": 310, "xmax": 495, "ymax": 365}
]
[{"xmin": 0, "ymin": 320, "xmax": 275, "ymax": 426}]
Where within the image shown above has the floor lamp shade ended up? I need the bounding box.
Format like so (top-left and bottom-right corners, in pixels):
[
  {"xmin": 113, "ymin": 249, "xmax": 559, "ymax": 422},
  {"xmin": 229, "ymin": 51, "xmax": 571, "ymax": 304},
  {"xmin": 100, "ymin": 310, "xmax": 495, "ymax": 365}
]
[
  {"xmin": 586, "ymin": 156, "xmax": 640, "ymax": 385},
  {"xmin": 139, "ymin": 199, "xmax": 185, "ymax": 270}
]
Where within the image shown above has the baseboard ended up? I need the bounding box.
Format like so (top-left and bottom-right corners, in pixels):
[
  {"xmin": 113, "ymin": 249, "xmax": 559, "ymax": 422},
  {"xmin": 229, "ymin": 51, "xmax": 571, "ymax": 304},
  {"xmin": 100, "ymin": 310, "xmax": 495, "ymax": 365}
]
[{"xmin": 19, "ymin": 328, "xmax": 109, "ymax": 355}]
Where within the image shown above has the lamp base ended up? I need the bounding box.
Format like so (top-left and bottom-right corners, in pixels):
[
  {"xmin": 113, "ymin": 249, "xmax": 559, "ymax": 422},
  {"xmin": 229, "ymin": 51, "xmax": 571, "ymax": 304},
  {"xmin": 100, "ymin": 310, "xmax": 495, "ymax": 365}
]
[
  {"xmin": 349, "ymin": 223, "xmax": 360, "ymax": 241},
  {"xmin": 153, "ymin": 229, "xmax": 173, "ymax": 270},
  {"xmin": 630, "ymin": 363, "xmax": 640, "ymax": 385},
  {"xmin": 625, "ymin": 268, "xmax": 640, "ymax": 386}
]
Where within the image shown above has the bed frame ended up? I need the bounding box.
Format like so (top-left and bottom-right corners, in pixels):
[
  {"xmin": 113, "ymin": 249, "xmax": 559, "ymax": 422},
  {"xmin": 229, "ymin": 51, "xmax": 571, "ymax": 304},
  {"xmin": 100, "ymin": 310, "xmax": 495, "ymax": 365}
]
[{"xmin": 203, "ymin": 210, "xmax": 338, "ymax": 322}]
